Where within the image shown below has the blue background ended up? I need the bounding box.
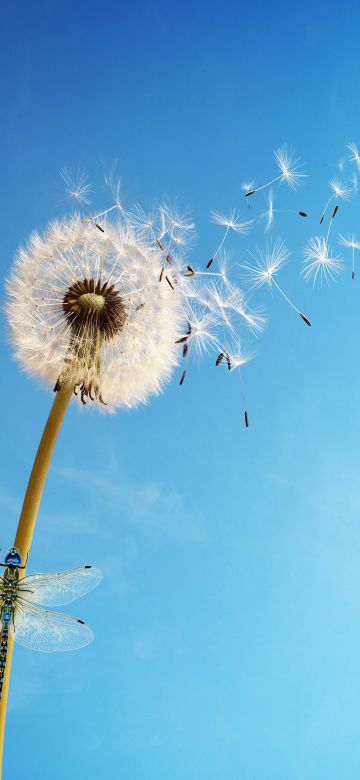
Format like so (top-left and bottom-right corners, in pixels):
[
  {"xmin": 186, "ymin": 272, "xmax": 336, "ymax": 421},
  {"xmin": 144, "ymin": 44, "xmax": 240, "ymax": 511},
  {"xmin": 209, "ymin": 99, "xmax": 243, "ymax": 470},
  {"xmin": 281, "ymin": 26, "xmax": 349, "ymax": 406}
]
[{"xmin": 1, "ymin": 1, "xmax": 360, "ymax": 778}]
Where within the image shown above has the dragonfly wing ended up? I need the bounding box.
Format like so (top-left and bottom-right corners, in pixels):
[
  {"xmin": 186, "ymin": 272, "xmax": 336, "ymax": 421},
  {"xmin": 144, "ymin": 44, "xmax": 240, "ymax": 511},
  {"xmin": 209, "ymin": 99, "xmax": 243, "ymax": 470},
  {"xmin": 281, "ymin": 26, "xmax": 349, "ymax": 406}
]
[
  {"xmin": 13, "ymin": 598, "xmax": 94, "ymax": 652},
  {"xmin": 18, "ymin": 566, "xmax": 102, "ymax": 606}
]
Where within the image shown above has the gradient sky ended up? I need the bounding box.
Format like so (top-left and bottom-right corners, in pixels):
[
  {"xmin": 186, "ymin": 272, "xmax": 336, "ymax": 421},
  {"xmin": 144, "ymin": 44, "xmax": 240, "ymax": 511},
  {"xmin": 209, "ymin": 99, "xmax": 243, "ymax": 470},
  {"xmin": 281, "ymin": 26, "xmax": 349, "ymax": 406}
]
[{"xmin": 2, "ymin": 1, "xmax": 360, "ymax": 778}]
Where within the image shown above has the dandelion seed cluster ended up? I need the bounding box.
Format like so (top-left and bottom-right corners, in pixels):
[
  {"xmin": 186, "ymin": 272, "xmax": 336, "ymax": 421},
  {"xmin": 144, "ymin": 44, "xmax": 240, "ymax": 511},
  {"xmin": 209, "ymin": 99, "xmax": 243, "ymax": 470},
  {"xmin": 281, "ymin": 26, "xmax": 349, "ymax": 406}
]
[
  {"xmin": 7, "ymin": 141, "xmax": 360, "ymax": 422},
  {"xmin": 7, "ymin": 215, "xmax": 185, "ymax": 409}
]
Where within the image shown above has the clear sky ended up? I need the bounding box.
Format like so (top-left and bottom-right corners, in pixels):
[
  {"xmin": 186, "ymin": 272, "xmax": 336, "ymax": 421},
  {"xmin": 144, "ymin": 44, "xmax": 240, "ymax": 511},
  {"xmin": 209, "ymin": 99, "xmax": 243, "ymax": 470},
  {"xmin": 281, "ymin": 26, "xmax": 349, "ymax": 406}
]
[{"xmin": 2, "ymin": 1, "xmax": 360, "ymax": 778}]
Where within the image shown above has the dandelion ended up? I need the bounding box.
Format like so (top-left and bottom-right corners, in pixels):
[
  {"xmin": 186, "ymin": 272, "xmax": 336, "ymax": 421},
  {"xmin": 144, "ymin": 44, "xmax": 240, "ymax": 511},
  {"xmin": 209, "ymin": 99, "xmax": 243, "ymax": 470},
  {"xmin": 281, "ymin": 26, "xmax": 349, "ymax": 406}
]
[
  {"xmin": 206, "ymin": 210, "xmax": 253, "ymax": 268},
  {"xmin": 302, "ymin": 236, "xmax": 344, "ymax": 286},
  {"xmin": 260, "ymin": 190, "xmax": 308, "ymax": 232},
  {"xmin": 319, "ymin": 178, "xmax": 352, "ymax": 225},
  {"xmin": 243, "ymin": 239, "xmax": 311, "ymax": 326},
  {"xmin": 7, "ymin": 214, "xmax": 185, "ymax": 409},
  {"xmin": 338, "ymin": 233, "xmax": 360, "ymax": 279},
  {"xmin": 60, "ymin": 168, "xmax": 92, "ymax": 206},
  {"xmin": 347, "ymin": 142, "xmax": 360, "ymax": 171},
  {"xmin": 245, "ymin": 145, "xmax": 307, "ymax": 197}
]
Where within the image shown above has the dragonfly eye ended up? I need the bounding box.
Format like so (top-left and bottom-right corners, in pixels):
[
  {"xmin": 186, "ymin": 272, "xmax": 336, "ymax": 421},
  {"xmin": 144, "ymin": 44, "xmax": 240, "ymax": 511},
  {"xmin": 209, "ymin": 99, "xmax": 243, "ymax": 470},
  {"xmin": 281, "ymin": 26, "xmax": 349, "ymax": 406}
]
[{"xmin": 4, "ymin": 548, "xmax": 22, "ymax": 567}]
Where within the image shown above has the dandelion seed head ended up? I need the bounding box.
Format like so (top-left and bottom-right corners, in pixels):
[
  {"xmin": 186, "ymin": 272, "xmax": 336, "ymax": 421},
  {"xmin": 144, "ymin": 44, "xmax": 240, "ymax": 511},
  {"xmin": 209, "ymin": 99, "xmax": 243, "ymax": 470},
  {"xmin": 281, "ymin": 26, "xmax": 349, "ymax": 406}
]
[
  {"xmin": 302, "ymin": 236, "xmax": 344, "ymax": 286},
  {"xmin": 210, "ymin": 209, "xmax": 254, "ymax": 235},
  {"xmin": 242, "ymin": 238, "xmax": 290, "ymax": 289},
  {"xmin": 338, "ymin": 233, "xmax": 360, "ymax": 250},
  {"xmin": 347, "ymin": 142, "xmax": 360, "ymax": 170},
  {"xmin": 223, "ymin": 339, "xmax": 256, "ymax": 371},
  {"xmin": 7, "ymin": 214, "xmax": 185, "ymax": 410},
  {"xmin": 329, "ymin": 177, "xmax": 352, "ymax": 201},
  {"xmin": 274, "ymin": 145, "xmax": 307, "ymax": 190},
  {"xmin": 60, "ymin": 168, "xmax": 92, "ymax": 206}
]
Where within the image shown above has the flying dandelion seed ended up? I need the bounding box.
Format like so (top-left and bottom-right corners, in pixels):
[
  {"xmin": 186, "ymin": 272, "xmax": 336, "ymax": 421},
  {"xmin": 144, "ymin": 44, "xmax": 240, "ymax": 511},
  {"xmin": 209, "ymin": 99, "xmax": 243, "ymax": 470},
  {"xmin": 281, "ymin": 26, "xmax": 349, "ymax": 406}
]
[
  {"xmin": 6, "ymin": 214, "xmax": 189, "ymax": 409},
  {"xmin": 302, "ymin": 236, "xmax": 344, "ymax": 286},
  {"xmin": 244, "ymin": 145, "xmax": 307, "ymax": 197},
  {"xmin": 260, "ymin": 190, "xmax": 308, "ymax": 232},
  {"xmin": 338, "ymin": 233, "xmax": 360, "ymax": 279},
  {"xmin": 206, "ymin": 210, "xmax": 253, "ymax": 268},
  {"xmin": 319, "ymin": 178, "xmax": 352, "ymax": 224},
  {"xmin": 347, "ymin": 142, "xmax": 360, "ymax": 171},
  {"xmin": 216, "ymin": 339, "xmax": 255, "ymax": 428},
  {"xmin": 242, "ymin": 239, "xmax": 311, "ymax": 326},
  {"xmin": 60, "ymin": 168, "xmax": 92, "ymax": 207}
]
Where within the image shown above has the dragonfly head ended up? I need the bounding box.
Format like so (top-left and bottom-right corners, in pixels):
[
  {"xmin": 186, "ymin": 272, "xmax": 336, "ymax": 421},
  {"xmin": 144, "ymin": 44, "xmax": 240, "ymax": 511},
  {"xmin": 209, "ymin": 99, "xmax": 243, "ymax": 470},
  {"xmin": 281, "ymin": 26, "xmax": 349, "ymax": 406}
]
[{"xmin": 4, "ymin": 548, "xmax": 22, "ymax": 567}]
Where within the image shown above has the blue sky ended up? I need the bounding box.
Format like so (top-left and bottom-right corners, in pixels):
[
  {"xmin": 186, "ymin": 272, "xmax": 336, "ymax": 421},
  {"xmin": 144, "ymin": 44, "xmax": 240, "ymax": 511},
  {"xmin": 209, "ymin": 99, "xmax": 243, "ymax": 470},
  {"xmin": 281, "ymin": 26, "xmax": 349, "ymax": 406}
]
[{"xmin": 2, "ymin": 1, "xmax": 360, "ymax": 778}]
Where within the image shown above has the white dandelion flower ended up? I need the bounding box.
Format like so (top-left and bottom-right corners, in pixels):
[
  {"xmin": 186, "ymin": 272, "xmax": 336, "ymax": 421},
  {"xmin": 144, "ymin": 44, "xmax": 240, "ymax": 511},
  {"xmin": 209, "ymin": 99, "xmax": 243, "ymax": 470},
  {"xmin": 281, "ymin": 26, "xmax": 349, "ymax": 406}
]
[
  {"xmin": 60, "ymin": 168, "xmax": 92, "ymax": 206},
  {"xmin": 347, "ymin": 142, "xmax": 360, "ymax": 171},
  {"xmin": 243, "ymin": 239, "xmax": 311, "ymax": 326},
  {"xmin": 245, "ymin": 144, "xmax": 307, "ymax": 197},
  {"xmin": 338, "ymin": 233, "xmax": 360, "ymax": 280},
  {"xmin": 7, "ymin": 214, "xmax": 185, "ymax": 410},
  {"xmin": 302, "ymin": 236, "xmax": 344, "ymax": 286}
]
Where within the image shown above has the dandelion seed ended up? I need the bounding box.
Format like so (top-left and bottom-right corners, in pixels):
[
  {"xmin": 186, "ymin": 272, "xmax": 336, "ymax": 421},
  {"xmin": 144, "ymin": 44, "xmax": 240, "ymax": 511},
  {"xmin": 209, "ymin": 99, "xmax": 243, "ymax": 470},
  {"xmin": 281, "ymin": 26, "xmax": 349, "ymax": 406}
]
[
  {"xmin": 243, "ymin": 239, "xmax": 311, "ymax": 325},
  {"xmin": 260, "ymin": 190, "xmax": 308, "ymax": 232},
  {"xmin": 302, "ymin": 236, "xmax": 344, "ymax": 286},
  {"xmin": 207, "ymin": 210, "xmax": 253, "ymax": 268},
  {"xmin": 347, "ymin": 142, "xmax": 360, "ymax": 171},
  {"xmin": 319, "ymin": 178, "xmax": 352, "ymax": 223},
  {"xmin": 244, "ymin": 410, "xmax": 249, "ymax": 428},
  {"xmin": 216, "ymin": 352, "xmax": 224, "ymax": 366},
  {"xmin": 180, "ymin": 369, "xmax": 187, "ymax": 385},
  {"xmin": 245, "ymin": 145, "xmax": 307, "ymax": 197},
  {"xmin": 338, "ymin": 233, "xmax": 360, "ymax": 279},
  {"xmin": 60, "ymin": 168, "xmax": 92, "ymax": 207}
]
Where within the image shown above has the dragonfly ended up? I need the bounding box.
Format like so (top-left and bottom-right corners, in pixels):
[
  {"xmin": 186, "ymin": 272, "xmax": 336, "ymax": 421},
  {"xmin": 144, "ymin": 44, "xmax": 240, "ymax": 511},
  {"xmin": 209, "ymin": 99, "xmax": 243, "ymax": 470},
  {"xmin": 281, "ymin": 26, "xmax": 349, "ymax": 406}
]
[{"xmin": 0, "ymin": 547, "xmax": 102, "ymax": 700}]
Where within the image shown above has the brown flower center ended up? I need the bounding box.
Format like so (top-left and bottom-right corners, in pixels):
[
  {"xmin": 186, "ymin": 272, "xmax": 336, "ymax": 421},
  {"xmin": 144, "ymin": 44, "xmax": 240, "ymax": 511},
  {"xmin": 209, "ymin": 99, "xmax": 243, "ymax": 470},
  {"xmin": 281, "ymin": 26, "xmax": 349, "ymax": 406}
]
[{"xmin": 63, "ymin": 277, "xmax": 127, "ymax": 339}]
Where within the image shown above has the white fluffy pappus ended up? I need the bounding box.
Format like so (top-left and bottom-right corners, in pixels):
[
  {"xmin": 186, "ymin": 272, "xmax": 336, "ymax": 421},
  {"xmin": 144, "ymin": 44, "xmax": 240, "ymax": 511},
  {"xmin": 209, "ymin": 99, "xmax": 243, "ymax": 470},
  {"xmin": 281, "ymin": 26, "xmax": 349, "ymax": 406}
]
[{"xmin": 6, "ymin": 214, "xmax": 185, "ymax": 410}]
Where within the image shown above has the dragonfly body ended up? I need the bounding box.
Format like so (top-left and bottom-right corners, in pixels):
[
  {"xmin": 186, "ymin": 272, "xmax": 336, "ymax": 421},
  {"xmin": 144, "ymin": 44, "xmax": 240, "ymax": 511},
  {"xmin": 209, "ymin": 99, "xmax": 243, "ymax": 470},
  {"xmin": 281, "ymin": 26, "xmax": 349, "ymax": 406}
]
[
  {"xmin": 0, "ymin": 565, "xmax": 19, "ymax": 697},
  {"xmin": 0, "ymin": 548, "xmax": 102, "ymax": 701}
]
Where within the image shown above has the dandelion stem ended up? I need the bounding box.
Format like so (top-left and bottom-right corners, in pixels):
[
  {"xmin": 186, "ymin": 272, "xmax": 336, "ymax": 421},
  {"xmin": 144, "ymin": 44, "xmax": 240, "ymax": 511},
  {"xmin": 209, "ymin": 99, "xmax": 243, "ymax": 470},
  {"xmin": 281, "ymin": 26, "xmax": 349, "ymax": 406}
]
[
  {"xmin": 0, "ymin": 387, "xmax": 72, "ymax": 778},
  {"xmin": 86, "ymin": 204, "xmax": 121, "ymax": 222},
  {"xmin": 213, "ymin": 225, "xmax": 230, "ymax": 260},
  {"xmin": 272, "ymin": 278, "xmax": 300, "ymax": 315},
  {"xmin": 246, "ymin": 175, "xmax": 281, "ymax": 196}
]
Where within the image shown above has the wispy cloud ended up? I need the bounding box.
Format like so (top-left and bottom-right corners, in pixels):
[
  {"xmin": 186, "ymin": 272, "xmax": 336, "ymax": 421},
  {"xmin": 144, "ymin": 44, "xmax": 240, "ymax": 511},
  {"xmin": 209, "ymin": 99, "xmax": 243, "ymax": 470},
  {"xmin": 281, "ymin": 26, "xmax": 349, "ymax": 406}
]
[{"xmin": 54, "ymin": 464, "xmax": 208, "ymax": 545}]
